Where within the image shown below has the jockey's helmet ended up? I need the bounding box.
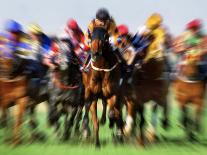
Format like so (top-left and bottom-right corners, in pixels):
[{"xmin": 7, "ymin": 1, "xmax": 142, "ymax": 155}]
[{"xmin": 146, "ymin": 13, "xmax": 163, "ymax": 30}]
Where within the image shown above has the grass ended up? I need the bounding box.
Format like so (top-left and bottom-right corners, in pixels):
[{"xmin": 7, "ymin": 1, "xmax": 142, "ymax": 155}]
[{"xmin": 1, "ymin": 89, "xmax": 207, "ymax": 155}]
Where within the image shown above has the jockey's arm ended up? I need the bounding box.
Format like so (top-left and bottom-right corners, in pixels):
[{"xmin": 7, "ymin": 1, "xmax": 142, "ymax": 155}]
[
  {"xmin": 85, "ymin": 21, "xmax": 94, "ymax": 49},
  {"xmin": 108, "ymin": 18, "xmax": 119, "ymax": 44},
  {"xmin": 42, "ymin": 51, "xmax": 56, "ymax": 70}
]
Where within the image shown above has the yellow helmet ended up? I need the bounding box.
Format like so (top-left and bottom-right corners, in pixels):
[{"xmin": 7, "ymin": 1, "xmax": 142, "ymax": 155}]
[
  {"xmin": 146, "ymin": 13, "xmax": 163, "ymax": 30},
  {"xmin": 28, "ymin": 23, "xmax": 42, "ymax": 34}
]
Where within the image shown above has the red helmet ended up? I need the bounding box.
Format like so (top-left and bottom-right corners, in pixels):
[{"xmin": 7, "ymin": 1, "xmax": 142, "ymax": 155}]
[
  {"xmin": 51, "ymin": 42, "xmax": 59, "ymax": 53},
  {"xmin": 117, "ymin": 24, "xmax": 129, "ymax": 36},
  {"xmin": 67, "ymin": 19, "xmax": 79, "ymax": 30},
  {"xmin": 186, "ymin": 19, "xmax": 202, "ymax": 30}
]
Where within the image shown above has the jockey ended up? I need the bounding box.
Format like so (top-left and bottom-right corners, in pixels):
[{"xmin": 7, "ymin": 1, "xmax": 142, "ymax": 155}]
[
  {"xmin": 85, "ymin": 8, "xmax": 119, "ymax": 47},
  {"xmin": 182, "ymin": 19, "xmax": 207, "ymax": 78},
  {"xmin": 2, "ymin": 19, "xmax": 31, "ymax": 77},
  {"xmin": 131, "ymin": 13, "xmax": 166, "ymax": 67},
  {"xmin": 84, "ymin": 8, "xmax": 124, "ymax": 63},
  {"xmin": 184, "ymin": 19, "xmax": 204, "ymax": 48},
  {"xmin": 174, "ymin": 19, "xmax": 204, "ymax": 58},
  {"xmin": 44, "ymin": 31, "xmax": 75, "ymax": 71},
  {"xmin": 114, "ymin": 24, "xmax": 132, "ymax": 50},
  {"xmin": 26, "ymin": 23, "xmax": 52, "ymax": 78},
  {"xmin": 64, "ymin": 19, "xmax": 89, "ymax": 66},
  {"xmin": 142, "ymin": 13, "xmax": 166, "ymax": 63},
  {"xmin": 115, "ymin": 24, "xmax": 138, "ymax": 67},
  {"xmin": 27, "ymin": 23, "xmax": 51, "ymax": 60}
]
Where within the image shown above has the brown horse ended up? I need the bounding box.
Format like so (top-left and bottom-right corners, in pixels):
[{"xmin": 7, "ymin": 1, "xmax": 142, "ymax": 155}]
[
  {"xmin": 121, "ymin": 47, "xmax": 169, "ymax": 145},
  {"xmin": 173, "ymin": 51, "xmax": 206, "ymax": 140},
  {"xmin": 0, "ymin": 58, "xmax": 28, "ymax": 144},
  {"xmin": 82, "ymin": 27, "xmax": 123, "ymax": 147}
]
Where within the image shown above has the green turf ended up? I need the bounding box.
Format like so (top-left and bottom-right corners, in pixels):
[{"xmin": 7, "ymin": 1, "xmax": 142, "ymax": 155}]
[{"xmin": 1, "ymin": 90, "xmax": 207, "ymax": 155}]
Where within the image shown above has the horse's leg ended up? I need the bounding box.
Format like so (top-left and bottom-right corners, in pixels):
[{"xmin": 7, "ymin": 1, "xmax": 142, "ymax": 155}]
[
  {"xmin": 161, "ymin": 100, "xmax": 170, "ymax": 130},
  {"xmin": 0, "ymin": 106, "xmax": 8, "ymax": 128},
  {"xmin": 137, "ymin": 105, "xmax": 145, "ymax": 146},
  {"xmin": 90, "ymin": 98, "xmax": 100, "ymax": 147},
  {"xmin": 100, "ymin": 98, "xmax": 107, "ymax": 125},
  {"xmin": 75, "ymin": 87, "xmax": 85, "ymax": 134},
  {"xmin": 48, "ymin": 89, "xmax": 60, "ymax": 126},
  {"xmin": 124, "ymin": 97, "xmax": 135, "ymax": 136},
  {"xmin": 107, "ymin": 96, "xmax": 117, "ymax": 129},
  {"xmin": 82, "ymin": 100, "xmax": 91, "ymax": 138},
  {"xmin": 63, "ymin": 106, "xmax": 78, "ymax": 141},
  {"xmin": 108, "ymin": 95, "xmax": 124, "ymax": 142},
  {"xmin": 62, "ymin": 110, "xmax": 69, "ymax": 140},
  {"xmin": 180, "ymin": 104, "xmax": 194, "ymax": 140},
  {"xmin": 194, "ymin": 98, "xmax": 203, "ymax": 133},
  {"xmin": 28, "ymin": 102, "xmax": 46, "ymax": 142},
  {"xmin": 13, "ymin": 97, "xmax": 27, "ymax": 145},
  {"xmin": 74, "ymin": 105, "xmax": 83, "ymax": 135},
  {"xmin": 147, "ymin": 103, "xmax": 158, "ymax": 142}
]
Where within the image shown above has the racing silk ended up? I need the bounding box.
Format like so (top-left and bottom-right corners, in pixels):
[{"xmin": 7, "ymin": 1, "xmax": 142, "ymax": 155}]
[
  {"xmin": 85, "ymin": 18, "xmax": 119, "ymax": 47},
  {"xmin": 131, "ymin": 33, "xmax": 151, "ymax": 52},
  {"xmin": 184, "ymin": 31, "xmax": 203, "ymax": 48},
  {"xmin": 40, "ymin": 33, "xmax": 52, "ymax": 51},
  {"xmin": 48, "ymin": 39, "xmax": 75, "ymax": 66},
  {"xmin": 28, "ymin": 34, "xmax": 51, "ymax": 61},
  {"xmin": 65, "ymin": 27, "xmax": 89, "ymax": 52},
  {"xmin": 0, "ymin": 33, "xmax": 31, "ymax": 59},
  {"xmin": 144, "ymin": 27, "xmax": 166, "ymax": 62}
]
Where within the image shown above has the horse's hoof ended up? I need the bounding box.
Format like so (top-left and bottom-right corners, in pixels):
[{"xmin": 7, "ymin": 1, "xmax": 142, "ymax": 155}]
[
  {"xmin": 95, "ymin": 141, "xmax": 101, "ymax": 148},
  {"xmin": 31, "ymin": 132, "xmax": 47, "ymax": 142},
  {"xmin": 12, "ymin": 137, "xmax": 23, "ymax": 146},
  {"xmin": 83, "ymin": 128, "xmax": 91, "ymax": 139},
  {"xmin": 61, "ymin": 134, "xmax": 70, "ymax": 142},
  {"xmin": 182, "ymin": 118, "xmax": 188, "ymax": 128},
  {"xmin": 146, "ymin": 131, "xmax": 156, "ymax": 143},
  {"xmin": 100, "ymin": 118, "xmax": 106, "ymax": 126},
  {"xmin": 137, "ymin": 138, "xmax": 145, "ymax": 147},
  {"xmin": 123, "ymin": 125, "xmax": 132, "ymax": 137},
  {"xmin": 112, "ymin": 132, "xmax": 124, "ymax": 144},
  {"xmin": 117, "ymin": 135, "xmax": 124, "ymax": 144},
  {"xmin": 74, "ymin": 129, "xmax": 81, "ymax": 136},
  {"xmin": 188, "ymin": 132, "xmax": 198, "ymax": 142},
  {"xmin": 162, "ymin": 119, "xmax": 170, "ymax": 130},
  {"xmin": 0, "ymin": 121, "xmax": 7, "ymax": 128},
  {"xmin": 109, "ymin": 121, "xmax": 115, "ymax": 129}
]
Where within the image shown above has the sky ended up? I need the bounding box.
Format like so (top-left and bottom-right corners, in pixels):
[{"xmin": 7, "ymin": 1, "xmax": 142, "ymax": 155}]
[{"xmin": 0, "ymin": 0, "xmax": 206, "ymax": 35}]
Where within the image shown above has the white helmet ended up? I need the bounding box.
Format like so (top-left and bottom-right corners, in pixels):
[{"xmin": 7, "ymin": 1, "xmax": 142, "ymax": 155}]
[
  {"xmin": 137, "ymin": 25, "xmax": 150, "ymax": 36},
  {"xmin": 57, "ymin": 31, "xmax": 69, "ymax": 40}
]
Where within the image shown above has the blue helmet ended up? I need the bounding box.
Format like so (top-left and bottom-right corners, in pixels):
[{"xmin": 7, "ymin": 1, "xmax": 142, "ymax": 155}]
[{"xmin": 5, "ymin": 19, "xmax": 22, "ymax": 33}]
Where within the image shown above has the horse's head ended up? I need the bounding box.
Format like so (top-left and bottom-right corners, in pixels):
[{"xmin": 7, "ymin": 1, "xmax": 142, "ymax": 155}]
[{"xmin": 90, "ymin": 27, "xmax": 109, "ymax": 61}]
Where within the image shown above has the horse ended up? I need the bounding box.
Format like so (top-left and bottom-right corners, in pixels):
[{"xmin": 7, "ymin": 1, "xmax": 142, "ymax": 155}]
[
  {"xmin": 0, "ymin": 50, "xmax": 53, "ymax": 141},
  {"xmin": 173, "ymin": 49, "xmax": 206, "ymax": 140},
  {"xmin": 82, "ymin": 26, "xmax": 124, "ymax": 147},
  {"xmin": 121, "ymin": 46, "xmax": 170, "ymax": 145},
  {"xmin": 47, "ymin": 39, "xmax": 84, "ymax": 141},
  {"xmin": 0, "ymin": 58, "xmax": 28, "ymax": 144}
]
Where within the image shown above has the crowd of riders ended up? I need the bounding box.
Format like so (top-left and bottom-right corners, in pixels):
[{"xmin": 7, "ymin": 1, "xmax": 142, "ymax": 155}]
[{"xmin": 0, "ymin": 8, "xmax": 207, "ymax": 80}]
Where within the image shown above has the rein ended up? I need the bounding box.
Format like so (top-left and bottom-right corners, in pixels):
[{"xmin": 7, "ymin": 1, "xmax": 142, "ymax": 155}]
[{"xmin": 53, "ymin": 72, "xmax": 79, "ymax": 90}]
